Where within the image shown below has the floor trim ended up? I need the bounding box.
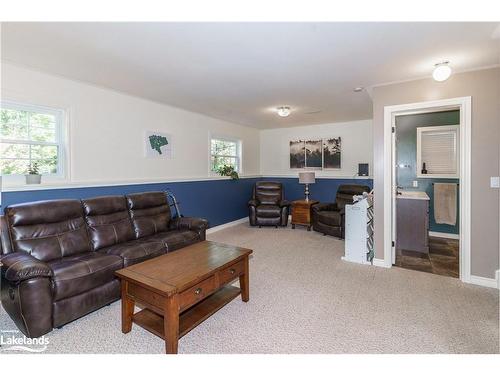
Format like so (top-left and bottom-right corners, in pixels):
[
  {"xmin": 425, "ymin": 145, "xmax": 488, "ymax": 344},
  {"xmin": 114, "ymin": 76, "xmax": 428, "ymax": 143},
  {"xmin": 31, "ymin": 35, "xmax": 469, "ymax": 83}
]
[
  {"xmin": 468, "ymin": 273, "xmax": 499, "ymax": 289},
  {"xmin": 206, "ymin": 217, "xmax": 248, "ymax": 234},
  {"xmin": 428, "ymin": 231, "xmax": 460, "ymax": 240},
  {"xmin": 372, "ymin": 258, "xmax": 390, "ymax": 268}
]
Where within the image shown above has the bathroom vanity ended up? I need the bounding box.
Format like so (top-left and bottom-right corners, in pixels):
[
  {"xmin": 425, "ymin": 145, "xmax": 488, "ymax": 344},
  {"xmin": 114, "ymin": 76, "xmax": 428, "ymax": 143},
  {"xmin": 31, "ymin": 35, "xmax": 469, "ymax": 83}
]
[{"xmin": 396, "ymin": 191, "xmax": 430, "ymax": 254}]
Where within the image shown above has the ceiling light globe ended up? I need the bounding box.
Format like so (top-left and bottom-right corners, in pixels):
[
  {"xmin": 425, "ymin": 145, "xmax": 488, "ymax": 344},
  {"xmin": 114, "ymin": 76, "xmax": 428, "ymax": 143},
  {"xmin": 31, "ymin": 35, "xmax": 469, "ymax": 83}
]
[
  {"xmin": 432, "ymin": 63, "xmax": 452, "ymax": 82},
  {"xmin": 277, "ymin": 106, "xmax": 291, "ymax": 117}
]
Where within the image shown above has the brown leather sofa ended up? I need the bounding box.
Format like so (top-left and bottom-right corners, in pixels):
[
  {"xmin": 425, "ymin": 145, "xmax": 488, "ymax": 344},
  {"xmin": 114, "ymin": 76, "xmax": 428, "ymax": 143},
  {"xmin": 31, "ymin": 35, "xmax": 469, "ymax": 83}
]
[
  {"xmin": 248, "ymin": 181, "xmax": 290, "ymax": 227},
  {"xmin": 0, "ymin": 191, "xmax": 208, "ymax": 338},
  {"xmin": 312, "ymin": 184, "xmax": 371, "ymax": 238}
]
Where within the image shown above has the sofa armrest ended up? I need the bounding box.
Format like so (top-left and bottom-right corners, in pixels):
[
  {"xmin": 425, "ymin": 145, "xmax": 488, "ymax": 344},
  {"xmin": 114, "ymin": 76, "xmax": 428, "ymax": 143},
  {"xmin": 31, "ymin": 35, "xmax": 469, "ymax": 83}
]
[
  {"xmin": 1, "ymin": 252, "xmax": 53, "ymax": 283},
  {"xmin": 278, "ymin": 200, "xmax": 290, "ymax": 207},
  {"xmin": 312, "ymin": 202, "xmax": 338, "ymax": 212},
  {"xmin": 248, "ymin": 199, "xmax": 259, "ymax": 207}
]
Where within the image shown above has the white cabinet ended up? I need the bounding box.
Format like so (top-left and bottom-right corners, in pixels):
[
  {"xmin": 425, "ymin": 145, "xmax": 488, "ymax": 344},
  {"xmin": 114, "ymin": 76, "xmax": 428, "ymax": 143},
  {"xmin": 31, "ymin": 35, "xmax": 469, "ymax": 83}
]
[{"xmin": 343, "ymin": 194, "xmax": 374, "ymax": 265}]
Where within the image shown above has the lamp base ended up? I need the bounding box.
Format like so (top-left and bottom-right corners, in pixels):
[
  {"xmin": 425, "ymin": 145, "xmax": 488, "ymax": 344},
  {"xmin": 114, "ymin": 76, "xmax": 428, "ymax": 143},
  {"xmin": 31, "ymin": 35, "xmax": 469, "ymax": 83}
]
[{"xmin": 304, "ymin": 184, "xmax": 310, "ymax": 201}]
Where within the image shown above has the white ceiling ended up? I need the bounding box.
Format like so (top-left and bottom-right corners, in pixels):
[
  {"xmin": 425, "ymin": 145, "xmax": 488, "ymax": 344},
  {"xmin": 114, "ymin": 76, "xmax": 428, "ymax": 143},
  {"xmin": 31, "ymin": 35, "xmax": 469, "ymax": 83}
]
[{"xmin": 1, "ymin": 22, "xmax": 499, "ymax": 129}]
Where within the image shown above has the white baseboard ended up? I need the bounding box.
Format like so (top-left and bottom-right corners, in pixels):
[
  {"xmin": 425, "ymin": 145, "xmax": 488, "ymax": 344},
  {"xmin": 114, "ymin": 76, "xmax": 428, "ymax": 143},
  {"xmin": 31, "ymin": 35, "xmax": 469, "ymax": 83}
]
[
  {"xmin": 206, "ymin": 217, "xmax": 248, "ymax": 234},
  {"xmin": 372, "ymin": 258, "xmax": 391, "ymax": 268},
  {"xmin": 468, "ymin": 273, "xmax": 499, "ymax": 289},
  {"xmin": 428, "ymin": 231, "xmax": 460, "ymax": 240}
]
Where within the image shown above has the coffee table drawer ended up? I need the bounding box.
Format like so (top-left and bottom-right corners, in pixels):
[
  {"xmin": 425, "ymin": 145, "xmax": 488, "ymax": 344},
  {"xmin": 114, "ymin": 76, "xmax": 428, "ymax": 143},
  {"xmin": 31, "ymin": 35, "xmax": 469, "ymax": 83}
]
[
  {"xmin": 219, "ymin": 260, "xmax": 244, "ymax": 286},
  {"xmin": 179, "ymin": 275, "xmax": 217, "ymax": 311}
]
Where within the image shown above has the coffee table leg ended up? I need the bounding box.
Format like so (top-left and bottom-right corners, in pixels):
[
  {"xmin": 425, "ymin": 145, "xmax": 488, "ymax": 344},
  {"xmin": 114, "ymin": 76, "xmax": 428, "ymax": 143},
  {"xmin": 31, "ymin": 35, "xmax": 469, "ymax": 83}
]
[
  {"xmin": 164, "ymin": 294, "xmax": 179, "ymax": 354},
  {"xmin": 121, "ymin": 280, "xmax": 135, "ymax": 334},
  {"xmin": 240, "ymin": 256, "xmax": 250, "ymax": 302}
]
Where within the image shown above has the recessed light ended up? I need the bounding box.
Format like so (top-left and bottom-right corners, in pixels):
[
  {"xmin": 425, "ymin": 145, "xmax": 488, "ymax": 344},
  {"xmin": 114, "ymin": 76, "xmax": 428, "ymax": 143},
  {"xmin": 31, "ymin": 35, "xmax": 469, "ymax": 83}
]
[
  {"xmin": 432, "ymin": 61, "xmax": 452, "ymax": 82},
  {"xmin": 276, "ymin": 106, "xmax": 291, "ymax": 117},
  {"xmin": 353, "ymin": 87, "xmax": 364, "ymax": 92}
]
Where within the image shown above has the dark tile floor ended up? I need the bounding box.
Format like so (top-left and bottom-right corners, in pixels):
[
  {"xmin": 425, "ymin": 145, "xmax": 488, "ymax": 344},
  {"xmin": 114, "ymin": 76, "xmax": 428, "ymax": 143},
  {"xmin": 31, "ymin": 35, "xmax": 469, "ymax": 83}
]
[{"xmin": 395, "ymin": 236, "xmax": 459, "ymax": 278}]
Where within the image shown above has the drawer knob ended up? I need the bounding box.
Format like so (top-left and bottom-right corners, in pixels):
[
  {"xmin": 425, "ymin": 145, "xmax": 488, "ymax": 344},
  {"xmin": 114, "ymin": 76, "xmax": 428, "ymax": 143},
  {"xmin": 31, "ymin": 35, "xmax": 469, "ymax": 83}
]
[
  {"xmin": 230, "ymin": 268, "xmax": 236, "ymax": 275},
  {"xmin": 194, "ymin": 288, "xmax": 202, "ymax": 295}
]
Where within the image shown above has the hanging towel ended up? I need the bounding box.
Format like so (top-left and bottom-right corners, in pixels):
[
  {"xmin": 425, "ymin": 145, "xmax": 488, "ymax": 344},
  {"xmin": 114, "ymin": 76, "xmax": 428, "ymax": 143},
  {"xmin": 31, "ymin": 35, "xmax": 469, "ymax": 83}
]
[{"xmin": 434, "ymin": 183, "xmax": 457, "ymax": 225}]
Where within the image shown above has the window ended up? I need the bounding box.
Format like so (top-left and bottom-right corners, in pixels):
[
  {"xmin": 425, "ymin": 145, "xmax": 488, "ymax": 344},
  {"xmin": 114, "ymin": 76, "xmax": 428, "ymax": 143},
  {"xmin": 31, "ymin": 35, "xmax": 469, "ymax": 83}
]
[
  {"xmin": 210, "ymin": 137, "xmax": 241, "ymax": 173},
  {"xmin": 1, "ymin": 102, "xmax": 65, "ymax": 179},
  {"xmin": 417, "ymin": 125, "xmax": 459, "ymax": 178}
]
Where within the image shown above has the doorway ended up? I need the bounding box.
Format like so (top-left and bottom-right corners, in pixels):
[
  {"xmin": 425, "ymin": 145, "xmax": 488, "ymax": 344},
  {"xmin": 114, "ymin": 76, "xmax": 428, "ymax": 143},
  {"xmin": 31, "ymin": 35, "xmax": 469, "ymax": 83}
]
[
  {"xmin": 382, "ymin": 97, "xmax": 471, "ymax": 283},
  {"xmin": 393, "ymin": 110, "xmax": 460, "ymax": 277}
]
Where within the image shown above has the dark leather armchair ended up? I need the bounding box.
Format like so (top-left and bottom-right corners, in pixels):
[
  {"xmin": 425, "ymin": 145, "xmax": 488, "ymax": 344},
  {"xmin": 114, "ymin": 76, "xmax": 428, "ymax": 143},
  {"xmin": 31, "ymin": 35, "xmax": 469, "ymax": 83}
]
[
  {"xmin": 312, "ymin": 184, "xmax": 371, "ymax": 238},
  {"xmin": 248, "ymin": 181, "xmax": 290, "ymax": 227}
]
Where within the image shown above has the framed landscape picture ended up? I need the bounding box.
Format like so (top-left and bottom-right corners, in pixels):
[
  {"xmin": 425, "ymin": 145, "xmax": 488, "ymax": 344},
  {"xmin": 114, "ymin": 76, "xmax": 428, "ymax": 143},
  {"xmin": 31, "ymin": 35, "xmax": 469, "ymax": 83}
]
[
  {"xmin": 323, "ymin": 137, "xmax": 341, "ymax": 169},
  {"xmin": 289, "ymin": 140, "xmax": 305, "ymax": 168},
  {"xmin": 145, "ymin": 131, "xmax": 172, "ymax": 158},
  {"xmin": 304, "ymin": 140, "xmax": 322, "ymax": 168}
]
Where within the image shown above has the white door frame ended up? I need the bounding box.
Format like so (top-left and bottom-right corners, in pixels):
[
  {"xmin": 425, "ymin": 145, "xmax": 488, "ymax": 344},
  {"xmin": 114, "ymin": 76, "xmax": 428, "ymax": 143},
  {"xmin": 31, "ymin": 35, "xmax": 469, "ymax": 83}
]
[{"xmin": 383, "ymin": 97, "xmax": 472, "ymax": 283}]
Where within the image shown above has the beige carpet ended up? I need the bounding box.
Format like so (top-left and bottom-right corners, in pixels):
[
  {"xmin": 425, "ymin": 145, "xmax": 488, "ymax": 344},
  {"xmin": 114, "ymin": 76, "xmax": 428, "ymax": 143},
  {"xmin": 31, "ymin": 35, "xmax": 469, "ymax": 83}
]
[{"xmin": 1, "ymin": 223, "xmax": 498, "ymax": 353}]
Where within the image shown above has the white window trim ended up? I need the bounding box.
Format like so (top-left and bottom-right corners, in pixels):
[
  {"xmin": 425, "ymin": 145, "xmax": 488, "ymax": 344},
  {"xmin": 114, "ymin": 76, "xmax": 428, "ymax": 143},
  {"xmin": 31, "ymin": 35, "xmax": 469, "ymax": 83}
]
[
  {"xmin": 1, "ymin": 100, "xmax": 68, "ymax": 185},
  {"xmin": 416, "ymin": 124, "xmax": 460, "ymax": 179},
  {"xmin": 208, "ymin": 134, "xmax": 242, "ymax": 176}
]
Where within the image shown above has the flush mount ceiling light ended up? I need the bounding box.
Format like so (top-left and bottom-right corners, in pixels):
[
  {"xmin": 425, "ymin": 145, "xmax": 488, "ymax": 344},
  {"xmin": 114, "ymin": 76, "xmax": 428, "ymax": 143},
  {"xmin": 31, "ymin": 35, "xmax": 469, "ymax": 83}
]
[
  {"xmin": 353, "ymin": 87, "xmax": 364, "ymax": 92},
  {"xmin": 276, "ymin": 106, "xmax": 291, "ymax": 117},
  {"xmin": 432, "ymin": 61, "xmax": 452, "ymax": 82}
]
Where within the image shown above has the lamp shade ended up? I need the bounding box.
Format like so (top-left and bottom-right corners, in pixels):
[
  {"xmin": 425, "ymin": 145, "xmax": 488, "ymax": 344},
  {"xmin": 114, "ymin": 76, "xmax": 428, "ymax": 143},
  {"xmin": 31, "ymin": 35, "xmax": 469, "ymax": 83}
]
[{"xmin": 299, "ymin": 172, "xmax": 315, "ymax": 184}]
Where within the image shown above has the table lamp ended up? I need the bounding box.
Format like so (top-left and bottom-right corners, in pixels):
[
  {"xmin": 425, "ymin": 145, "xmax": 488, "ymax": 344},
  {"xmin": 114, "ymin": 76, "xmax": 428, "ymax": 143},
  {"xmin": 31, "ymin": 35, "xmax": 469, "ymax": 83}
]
[{"xmin": 299, "ymin": 172, "xmax": 315, "ymax": 201}]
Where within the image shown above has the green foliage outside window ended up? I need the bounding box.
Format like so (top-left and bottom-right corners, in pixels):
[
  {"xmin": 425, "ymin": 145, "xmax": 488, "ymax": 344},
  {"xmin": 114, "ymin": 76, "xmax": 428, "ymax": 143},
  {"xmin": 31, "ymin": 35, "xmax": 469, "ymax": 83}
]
[
  {"xmin": 1, "ymin": 107, "xmax": 59, "ymax": 175},
  {"xmin": 210, "ymin": 139, "xmax": 239, "ymax": 174}
]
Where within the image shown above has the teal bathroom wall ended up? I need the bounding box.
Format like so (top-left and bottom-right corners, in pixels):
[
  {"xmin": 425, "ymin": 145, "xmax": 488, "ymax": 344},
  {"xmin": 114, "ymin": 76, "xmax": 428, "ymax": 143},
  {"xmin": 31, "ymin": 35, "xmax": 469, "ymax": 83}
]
[{"xmin": 395, "ymin": 110, "xmax": 460, "ymax": 235}]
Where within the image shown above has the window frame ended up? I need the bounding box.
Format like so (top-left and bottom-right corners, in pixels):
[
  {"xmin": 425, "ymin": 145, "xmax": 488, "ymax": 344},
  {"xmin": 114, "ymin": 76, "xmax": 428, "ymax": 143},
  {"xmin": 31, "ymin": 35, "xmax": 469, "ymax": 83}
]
[
  {"xmin": 416, "ymin": 124, "xmax": 460, "ymax": 179},
  {"xmin": 209, "ymin": 135, "xmax": 242, "ymax": 176},
  {"xmin": 0, "ymin": 100, "xmax": 67, "ymax": 184}
]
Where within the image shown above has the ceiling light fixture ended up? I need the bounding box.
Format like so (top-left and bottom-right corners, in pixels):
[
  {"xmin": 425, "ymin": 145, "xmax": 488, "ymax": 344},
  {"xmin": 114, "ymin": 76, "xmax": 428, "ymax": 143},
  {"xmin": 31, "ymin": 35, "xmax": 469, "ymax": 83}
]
[
  {"xmin": 353, "ymin": 87, "xmax": 364, "ymax": 92},
  {"xmin": 432, "ymin": 61, "xmax": 452, "ymax": 82},
  {"xmin": 276, "ymin": 106, "xmax": 291, "ymax": 117}
]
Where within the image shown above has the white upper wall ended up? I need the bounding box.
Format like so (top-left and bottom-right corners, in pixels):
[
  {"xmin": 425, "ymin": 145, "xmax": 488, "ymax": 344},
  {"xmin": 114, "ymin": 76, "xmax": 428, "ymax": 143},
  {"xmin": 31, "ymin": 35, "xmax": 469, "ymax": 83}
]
[
  {"xmin": 260, "ymin": 120, "xmax": 373, "ymax": 178},
  {"xmin": 1, "ymin": 63, "xmax": 261, "ymax": 187}
]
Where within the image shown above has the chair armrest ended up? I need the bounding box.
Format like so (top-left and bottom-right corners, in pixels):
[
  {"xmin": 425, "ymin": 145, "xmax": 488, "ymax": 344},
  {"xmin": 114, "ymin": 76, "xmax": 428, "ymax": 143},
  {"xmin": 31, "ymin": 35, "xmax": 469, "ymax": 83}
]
[
  {"xmin": 0, "ymin": 252, "xmax": 53, "ymax": 283},
  {"xmin": 169, "ymin": 217, "xmax": 208, "ymax": 232},
  {"xmin": 279, "ymin": 200, "xmax": 290, "ymax": 207},
  {"xmin": 248, "ymin": 199, "xmax": 259, "ymax": 207},
  {"xmin": 312, "ymin": 202, "xmax": 338, "ymax": 212}
]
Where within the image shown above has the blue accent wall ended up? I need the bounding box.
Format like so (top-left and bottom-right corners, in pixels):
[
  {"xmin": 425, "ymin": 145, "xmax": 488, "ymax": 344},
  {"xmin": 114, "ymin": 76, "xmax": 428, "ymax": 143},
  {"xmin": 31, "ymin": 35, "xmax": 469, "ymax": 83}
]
[
  {"xmin": 396, "ymin": 110, "xmax": 460, "ymax": 234},
  {"xmin": 0, "ymin": 178, "xmax": 260, "ymax": 227},
  {"xmin": 0, "ymin": 177, "xmax": 372, "ymax": 227}
]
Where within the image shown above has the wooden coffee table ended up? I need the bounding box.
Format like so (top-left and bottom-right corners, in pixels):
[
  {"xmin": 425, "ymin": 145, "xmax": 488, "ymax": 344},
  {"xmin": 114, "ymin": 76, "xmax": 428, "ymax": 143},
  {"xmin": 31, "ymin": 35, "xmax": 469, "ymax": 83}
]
[{"xmin": 115, "ymin": 240, "xmax": 252, "ymax": 354}]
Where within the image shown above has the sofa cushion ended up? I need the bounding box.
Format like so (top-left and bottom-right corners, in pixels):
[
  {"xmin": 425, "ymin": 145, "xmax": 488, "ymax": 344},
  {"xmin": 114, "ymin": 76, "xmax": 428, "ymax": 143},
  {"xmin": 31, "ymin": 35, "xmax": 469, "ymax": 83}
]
[
  {"xmin": 48, "ymin": 252, "xmax": 123, "ymax": 301},
  {"xmin": 317, "ymin": 211, "xmax": 342, "ymax": 227},
  {"xmin": 256, "ymin": 204, "xmax": 281, "ymax": 218},
  {"xmin": 5, "ymin": 200, "xmax": 92, "ymax": 262},
  {"xmin": 147, "ymin": 230, "xmax": 200, "ymax": 252},
  {"xmin": 99, "ymin": 238, "xmax": 165, "ymax": 267},
  {"xmin": 126, "ymin": 192, "xmax": 171, "ymax": 239},
  {"xmin": 82, "ymin": 195, "xmax": 135, "ymax": 250}
]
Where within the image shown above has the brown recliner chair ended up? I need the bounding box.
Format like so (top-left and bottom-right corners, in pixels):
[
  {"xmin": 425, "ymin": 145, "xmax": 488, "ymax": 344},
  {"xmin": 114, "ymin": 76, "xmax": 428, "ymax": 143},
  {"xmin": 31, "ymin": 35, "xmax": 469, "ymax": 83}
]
[
  {"xmin": 312, "ymin": 184, "xmax": 371, "ymax": 238},
  {"xmin": 0, "ymin": 192, "xmax": 207, "ymax": 338},
  {"xmin": 248, "ymin": 181, "xmax": 290, "ymax": 227}
]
